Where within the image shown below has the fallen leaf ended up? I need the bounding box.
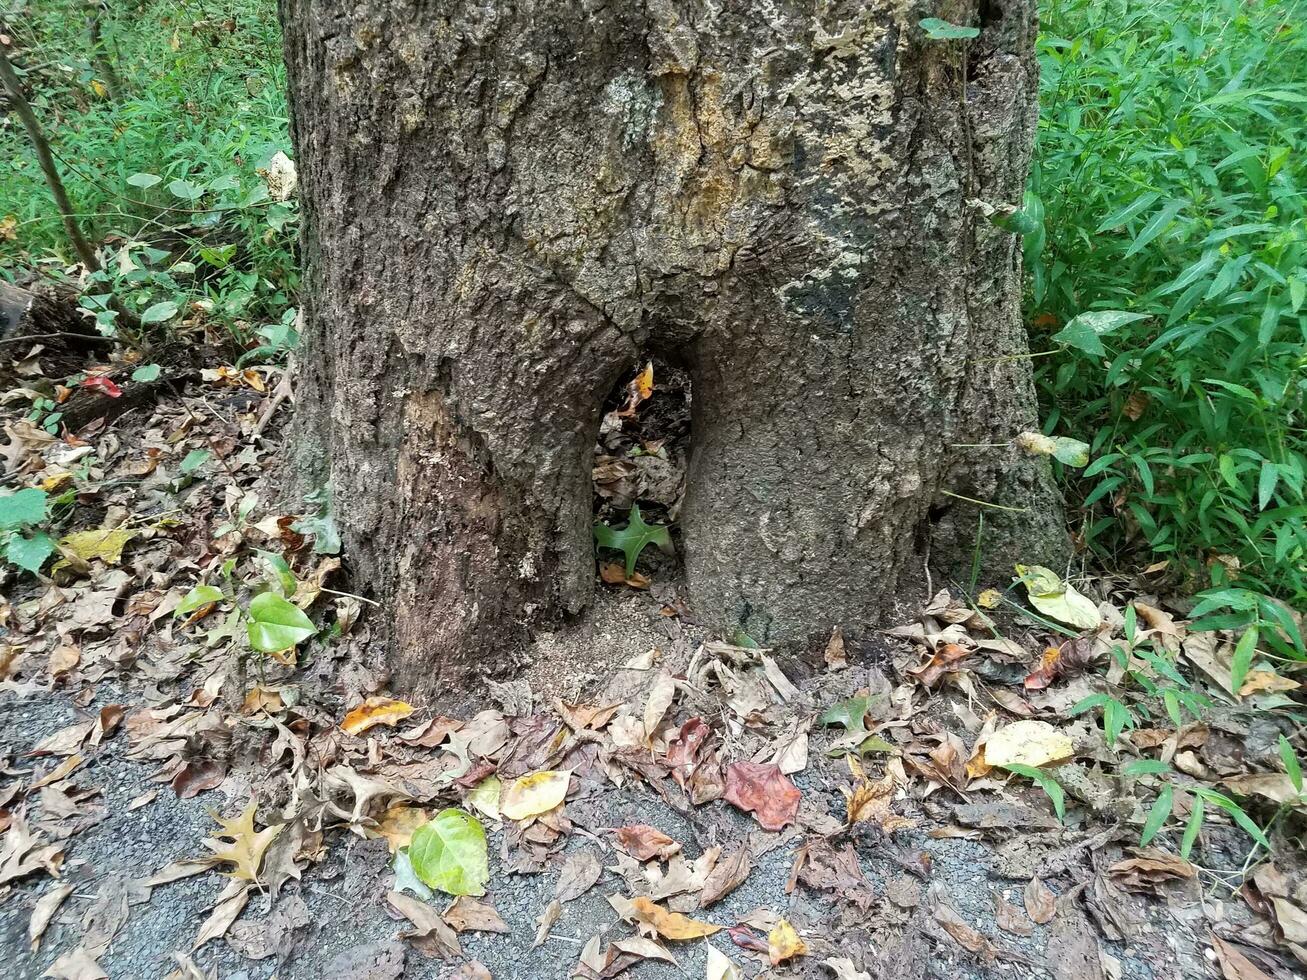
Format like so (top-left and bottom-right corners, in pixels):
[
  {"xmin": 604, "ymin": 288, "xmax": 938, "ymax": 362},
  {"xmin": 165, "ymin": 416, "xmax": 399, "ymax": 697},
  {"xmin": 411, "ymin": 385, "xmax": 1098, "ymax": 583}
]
[
  {"xmin": 615, "ymin": 824, "xmax": 681, "ymax": 861},
  {"xmin": 341, "ymin": 696, "xmax": 415, "ymax": 736},
  {"xmin": 994, "ymin": 891, "xmax": 1034, "ymax": 936},
  {"xmin": 57, "ymin": 527, "xmax": 137, "ymax": 566},
  {"xmin": 29, "ymin": 883, "xmax": 74, "ymax": 951},
  {"xmin": 1108, "ymin": 850, "xmax": 1195, "ymax": 893},
  {"xmin": 699, "ymin": 847, "xmax": 751, "ymax": 906},
  {"xmin": 723, "ymin": 762, "xmax": 800, "ymax": 831},
  {"xmin": 1238, "ymin": 670, "xmax": 1300, "ymax": 696},
  {"xmin": 226, "ymin": 894, "xmax": 312, "ymax": 961},
  {"xmin": 842, "ymin": 755, "xmax": 915, "ymax": 832},
  {"xmin": 192, "ymin": 879, "xmax": 251, "ymax": 950},
  {"xmin": 1024, "ymin": 876, "xmax": 1057, "ymax": 924},
  {"xmin": 554, "ymin": 849, "xmax": 603, "ymax": 903},
  {"xmin": 907, "ymin": 643, "xmax": 973, "ymax": 688},
  {"xmin": 1015, "ymin": 565, "xmax": 1101, "ymax": 630},
  {"xmin": 983, "ymin": 720, "xmax": 1073, "ymax": 769},
  {"xmin": 532, "ymin": 898, "xmax": 561, "ymax": 948},
  {"xmin": 933, "ymin": 904, "xmax": 999, "ymax": 963},
  {"xmin": 643, "ymin": 671, "xmax": 677, "ymax": 742},
  {"xmin": 1023, "ymin": 635, "xmax": 1098, "ymax": 690},
  {"xmin": 1210, "ymin": 934, "xmax": 1274, "ymax": 980},
  {"xmin": 443, "ymin": 896, "xmax": 509, "ymax": 934},
  {"xmin": 386, "ymin": 890, "xmax": 462, "ymax": 959},
  {"xmin": 408, "ymin": 808, "xmax": 489, "ymax": 897},
  {"xmin": 201, "ymin": 803, "xmax": 283, "ymax": 882},
  {"xmin": 822, "ymin": 958, "xmax": 872, "ymax": 980},
  {"xmin": 500, "ymin": 770, "xmax": 571, "ymax": 821},
  {"xmin": 374, "ymin": 805, "xmax": 431, "ymax": 853},
  {"xmin": 41, "ymin": 947, "xmax": 107, "ymax": 980},
  {"xmin": 824, "ymin": 627, "xmax": 848, "ymax": 671},
  {"xmin": 610, "ymin": 894, "xmax": 720, "ymax": 940},
  {"xmin": 768, "ymin": 918, "xmax": 807, "ymax": 965}
]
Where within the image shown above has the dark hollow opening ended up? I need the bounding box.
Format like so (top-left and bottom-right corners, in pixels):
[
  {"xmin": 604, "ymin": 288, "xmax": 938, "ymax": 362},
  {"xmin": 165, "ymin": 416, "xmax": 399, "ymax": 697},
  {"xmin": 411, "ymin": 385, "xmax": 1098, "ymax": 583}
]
[{"xmin": 591, "ymin": 356, "xmax": 692, "ymax": 584}]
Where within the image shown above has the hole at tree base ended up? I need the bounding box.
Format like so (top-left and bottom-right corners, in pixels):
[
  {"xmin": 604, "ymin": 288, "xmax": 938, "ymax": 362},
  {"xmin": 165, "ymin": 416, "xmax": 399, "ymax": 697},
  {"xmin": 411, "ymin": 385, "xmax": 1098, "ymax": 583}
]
[{"xmin": 592, "ymin": 356, "xmax": 691, "ymax": 587}]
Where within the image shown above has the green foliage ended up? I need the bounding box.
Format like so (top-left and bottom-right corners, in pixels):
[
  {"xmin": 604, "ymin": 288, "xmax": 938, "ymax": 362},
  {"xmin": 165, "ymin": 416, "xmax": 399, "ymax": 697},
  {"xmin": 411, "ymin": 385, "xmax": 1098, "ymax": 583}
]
[
  {"xmin": 593, "ymin": 504, "xmax": 672, "ymax": 577},
  {"xmin": 1001, "ymin": 763, "xmax": 1066, "ymax": 822},
  {"xmin": 245, "ymin": 592, "xmax": 315, "ymax": 654},
  {"xmin": 0, "ymin": 0, "xmax": 297, "ymax": 360},
  {"xmin": 0, "ymin": 487, "xmax": 54, "ymax": 573},
  {"xmin": 919, "ymin": 18, "xmax": 980, "ymax": 41},
  {"xmin": 1031, "ymin": 0, "xmax": 1307, "ymax": 610},
  {"xmin": 408, "ymin": 809, "xmax": 489, "ymax": 897}
]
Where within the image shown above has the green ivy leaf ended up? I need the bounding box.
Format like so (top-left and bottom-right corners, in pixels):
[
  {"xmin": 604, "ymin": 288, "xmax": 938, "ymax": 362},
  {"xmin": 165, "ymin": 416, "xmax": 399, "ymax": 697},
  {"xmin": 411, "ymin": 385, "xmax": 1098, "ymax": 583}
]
[
  {"xmin": 6, "ymin": 531, "xmax": 55, "ymax": 574},
  {"xmin": 1050, "ymin": 310, "xmax": 1149, "ymax": 358},
  {"xmin": 919, "ymin": 17, "xmax": 980, "ymax": 40},
  {"xmin": 593, "ymin": 504, "xmax": 671, "ymax": 576},
  {"xmin": 246, "ymin": 592, "xmax": 316, "ymax": 653},
  {"xmin": 408, "ymin": 808, "xmax": 489, "ymax": 897}
]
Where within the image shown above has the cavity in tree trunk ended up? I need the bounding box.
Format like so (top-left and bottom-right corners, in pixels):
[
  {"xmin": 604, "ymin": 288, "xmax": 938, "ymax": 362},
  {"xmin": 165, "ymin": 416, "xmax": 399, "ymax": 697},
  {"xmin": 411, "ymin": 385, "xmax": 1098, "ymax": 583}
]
[{"xmin": 279, "ymin": 0, "xmax": 1066, "ymax": 696}]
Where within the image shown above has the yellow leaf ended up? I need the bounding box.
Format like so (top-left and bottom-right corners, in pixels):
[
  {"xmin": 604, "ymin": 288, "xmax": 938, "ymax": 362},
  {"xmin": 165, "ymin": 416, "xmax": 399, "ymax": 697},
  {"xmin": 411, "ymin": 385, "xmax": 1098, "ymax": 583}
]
[
  {"xmin": 340, "ymin": 696, "xmax": 415, "ymax": 736},
  {"xmin": 633, "ymin": 362, "xmax": 654, "ymax": 400},
  {"xmin": 57, "ymin": 527, "xmax": 137, "ymax": 565},
  {"xmin": 768, "ymin": 918, "xmax": 807, "ymax": 965},
  {"xmin": 371, "ymin": 804, "xmax": 430, "ymax": 853},
  {"xmin": 466, "ymin": 775, "xmax": 502, "ymax": 821},
  {"xmin": 842, "ymin": 760, "xmax": 915, "ymax": 833},
  {"xmin": 1238, "ymin": 670, "xmax": 1300, "ymax": 696},
  {"xmin": 616, "ymin": 896, "xmax": 719, "ymax": 940},
  {"xmin": 983, "ymin": 720, "xmax": 1073, "ymax": 769},
  {"xmin": 202, "ymin": 803, "xmax": 283, "ymax": 882},
  {"xmin": 500, "ymin": 770, "xmax": 571, "ymax": 821},
  {"xmin": 977, "ymin": 589, "xmax": 1002, "ymax": 610},
  {"xmin": 1014, "ymin": 564, "xmax": 1101, "ymax": 631},
  {"xmin": 90, "ymin": 79, "xmax": 108, "ymax": 98}
]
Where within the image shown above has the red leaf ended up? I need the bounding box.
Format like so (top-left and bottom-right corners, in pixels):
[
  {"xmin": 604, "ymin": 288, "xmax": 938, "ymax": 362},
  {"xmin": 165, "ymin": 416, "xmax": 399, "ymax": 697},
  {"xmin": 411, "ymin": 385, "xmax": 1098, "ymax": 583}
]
[
  {"xmin": 614, "ymin": 824, "xmax": 681, "ymax": 862},
  {"xmin": 82, "ymin": 375, "xmax": 122, "ymax": 398},
  {"xmin": 726, "ymin": 925, "xmax": 769, "ymax": 954},
  {"xmin": 723, "ymin": 761, "xmax": 800, "ymax": 831}
]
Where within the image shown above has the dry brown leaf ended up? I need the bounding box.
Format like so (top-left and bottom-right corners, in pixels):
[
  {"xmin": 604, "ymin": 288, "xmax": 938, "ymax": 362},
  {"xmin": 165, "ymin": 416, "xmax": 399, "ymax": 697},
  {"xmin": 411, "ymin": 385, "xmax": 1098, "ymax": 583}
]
[
  {"xmin": 994, "ymin": 890, "xmax": 1034, "ymax": 936},
  {"xmin": 723, "ymin": 762, "xmax": 800, "ymax": 831},
  {"xmin": 643, "ymin": 671, "xmax": 677, "ymax": 742},
  {"xmin": 907, "ymin": 643, "xmax": 972, "ymax": 688},
  {"xmin": 609, "ymin": 894, "xmax": 720, "ymax": 940},
  {"xmin": 1107, "ymin": 850, "xmax": 1195, "ymax": 893},
  {"xmin": 1238, "ymin": 670, "xmax": 1300, "ymax": 696},
  {"xmin": 443, "ymin": 896, "xmax": 509, "ymax": 934},
  {"xmin": 192, "ymin": 879, "xmax": 251, "ymax": 950},
  {"xmin": 615, "ymin": 824, "xmax": 681, "ymax": 862},
  {"xmin": 340, "ymin": 696, "xmax": 415, "ymax": 736},
  {"xmin": 29, "ymin": 882, "xmax": 74, "ymax": 951},
  {"xmin": 555, "ymin": 849, "xmax": 603, "ymax": 903},
  {"xmin": 387, "ymin": 890, "xmax": 462, "ymax": 959},
  {"xmin": 1210, "ymin": 934, "xmax": 1274, "ymax": 980},
  {"xmin": 699, "ymin": 847, "xmax": 751, "ymax": 906},
  {"xmin": 768, "ymin": 918, "xmax": 807, "ymax": 965},
  {"xmin": 824, "ymin": 627, "xmax": 848, "ymax": 671},
  {"xmin": 1024, "ymin": 876, "xmax": 1057, "ymax": 924},
  {"xmin": 842, "ymin": 756, "xmax": 914, "ymax": 832},
  {"xmin": 201, "ymin": 803, "xmax": 283, "ymax": 883},
  {"xmin": 373, "ymin": 805, "xmax": 431, "ymax": 853},
  {"xmin": 532, "ymin": 898, "xmax": 561, "ymax": 948},
  {"xmin": 933, "ymin": 904, "xmax": 998, "ymax": 963},
  {"xmin": 40, "ymin": 946, "xmax": 107, "ymax": 980}
]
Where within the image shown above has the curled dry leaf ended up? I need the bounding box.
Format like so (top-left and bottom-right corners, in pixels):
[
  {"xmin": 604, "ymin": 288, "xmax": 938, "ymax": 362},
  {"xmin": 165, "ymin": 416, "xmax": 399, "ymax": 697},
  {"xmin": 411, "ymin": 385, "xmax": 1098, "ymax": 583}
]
[
  {"xmin": 615, "ymin": 824, "xmax": 681, "ymax": 862},
  {"xmin": 609, "ymin": 894, "xmax": 720, "ymax": 940},
  {"xmin": 994, "ymin": 891, "xmax": 1034, "ymax": 936},
  {"xmin": 500, "ymin": 770, "xmax": 571, "ymax": 821},
  {"xmin": 29, "ymin": 882, "xmax": 74, "ymax": 951},
  {"xmin": 1023, "ymin": 635, "xmax": 1097, "ymax": 690},
  {"xmin": 386, "ymin": 889, "xmax": 463, "ymax": 960},
  {"xmin": 201, "ymin": 803, "xmax": 283, "ymax": 883},
  {"xmin": 907, "ymin": 643, "xmax": 972, "ymax": 688},
  {"xmin": 723, "ymin": 762, "xmax": 800, "ymax": 831},
  {"xmin": 768, "ymin": 918, "xmax": 807, "ymax": 965},
  {"xmin": 443, "ymin": 896, "xmax": 509, "ymax": 934},
  {"xmin": 643, "ymin": 671, "xmax": 677, "ymax": 743},
  {"xmin": 340, "ymin": 696, "xmax": 415, "ymax": 736},
  {"xmin": 842, "ymin": 756, "xmax": 914, "ymax": 832},
  {"xmin": 824, "ymin": 627, "xmax": 848, "ymax": 671},
  {"xmin": 699, "ymin": 847, "xmax": 751, "ymax": 906}
]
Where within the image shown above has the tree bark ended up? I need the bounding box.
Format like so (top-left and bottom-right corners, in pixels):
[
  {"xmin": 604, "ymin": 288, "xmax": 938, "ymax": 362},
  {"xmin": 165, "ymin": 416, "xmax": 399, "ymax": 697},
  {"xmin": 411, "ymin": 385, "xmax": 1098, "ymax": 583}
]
[{"xmin": 280, "ymin": 0, "xmax": 1066, "ymax": 696}]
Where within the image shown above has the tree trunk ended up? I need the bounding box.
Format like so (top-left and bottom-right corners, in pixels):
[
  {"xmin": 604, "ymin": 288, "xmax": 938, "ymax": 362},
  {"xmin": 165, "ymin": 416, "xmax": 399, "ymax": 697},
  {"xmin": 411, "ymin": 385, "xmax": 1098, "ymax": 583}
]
[{"xmin": 279, "ymin": 0, "xmax": 1066, "ymax": 696}]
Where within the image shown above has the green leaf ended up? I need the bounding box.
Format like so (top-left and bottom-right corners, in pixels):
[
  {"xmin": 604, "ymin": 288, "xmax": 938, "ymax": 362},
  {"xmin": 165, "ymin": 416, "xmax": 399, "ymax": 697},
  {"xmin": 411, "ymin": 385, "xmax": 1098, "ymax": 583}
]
[
  {"xmin": 1279, "ymin": 734, "xmax": 1303, "ymax": 794},
  {"xmin": 1230, "ymin": 625, "xmax": 1259, "ymax": 696},
  {"xmin": 1180, "ymin": 795, "xmax": 1204, "ymax": 860},
  {"xmin": 1068, "ymin": 693, "xmax": 1110, "ymax": 716},
  {"xmin": 180, "ymin": 449, "xmax": 210, "ymax": 474},
  {"xmin": 1095, "ymin": 191, "xmax": 1162, "ymax": 233},
  {"xmin": 1003, "ymin": 763, "xmax": 1065, "ymax": 822},
  {"xmin": 167, "ymin": 178, "xmax": 204, "ymax": 201},
  {"xmin": 1257, "ymin": 462, "xmax": 1279, "ymax": 511},
  {"xmin": 1051, "ymin": 437, "xmax": 1091, "ymax": 467},
  {"xmin": 127, "ymin": 172, "xmax": 162, "ymax": 189},
  {"xmin": 919, "ymin": 17, "xmax": 980, "ymax": 40},
  {"xmin": 1194, "ymin": 788, "xmax": 1269, "ymax": 849},
  {"xmin": 819, "ymin": 694, "xmax": 871, "ymax": 734},
  {"xmin": 1122, "ymin": 759, "xmax": 1171, "ymax": 778},
  {"xmin": 1140, "ymin": 784, "xmax": 1173, "ymax": 846},
  {"xmin": 1123, "ymin": 199, "xmax": 1188, "ymax": 258},
  {"xmin": 1051, "ymin": 310, "xmax": 1150, "ymax": 358},
  {"xmin": 131, "ymin": 363, "xmax": 162, "ymax": 382},
  {"xmin": 256, "ymin": 550, "xmax": 298, "ymax": 597},
  {"xmin": 141, "ymin": 300, "xmax": 179, "ymax": 324},
  {"xmin": 246, "ymin": 592, "xmax": 316, "ymax": 654},
  {"xmin": 5, "ymin": 531, "xmax": 55, "ymax": 573},
  {"xmin": 593, "ymin": 504, "xmax": 672, "ymax": 577},
  {"xmin": 176, "ymin": 584, "xmax": 226, "ymax": 617},
  {"xmin": 408, "ymin": 808, "xmax": 489, "ymax": 896},
  {"xmin": 0, "ymin": 487, "xmax": 49, "ymax": 530},
  {"xmin": 1103, "ymin": 697, "xmax": 1131, "ymax": 746}
]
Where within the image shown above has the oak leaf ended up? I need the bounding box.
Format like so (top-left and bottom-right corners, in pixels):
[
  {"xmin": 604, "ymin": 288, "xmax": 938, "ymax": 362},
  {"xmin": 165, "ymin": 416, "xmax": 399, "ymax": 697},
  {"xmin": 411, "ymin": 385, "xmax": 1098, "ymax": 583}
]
[{"xmin": 202, "ymin": 803, "xmax": 283, "ymax": 883}]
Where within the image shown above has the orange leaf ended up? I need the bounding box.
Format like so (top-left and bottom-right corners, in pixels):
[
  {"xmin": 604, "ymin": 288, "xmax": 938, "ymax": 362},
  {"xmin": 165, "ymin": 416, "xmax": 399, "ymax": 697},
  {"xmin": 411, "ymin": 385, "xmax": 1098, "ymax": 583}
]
[
  {"xmin": 340, "ymin": 696, "xmax": 415, "ymax": 736},
  {"xmin": 767, "ymin": 918, "xmax": 807, "ymax": 965}
]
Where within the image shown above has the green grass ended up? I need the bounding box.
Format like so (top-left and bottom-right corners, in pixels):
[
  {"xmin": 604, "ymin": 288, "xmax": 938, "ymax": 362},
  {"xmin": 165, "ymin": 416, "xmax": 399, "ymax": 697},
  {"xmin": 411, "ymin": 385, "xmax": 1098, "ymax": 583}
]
[
  {"xmin": 2, "ymin": 0, "xmax": 1304, "ymax": 618},
  {"xmin": 1031, "ymin": 0, "xmax": 1307, "ymax": 610}
]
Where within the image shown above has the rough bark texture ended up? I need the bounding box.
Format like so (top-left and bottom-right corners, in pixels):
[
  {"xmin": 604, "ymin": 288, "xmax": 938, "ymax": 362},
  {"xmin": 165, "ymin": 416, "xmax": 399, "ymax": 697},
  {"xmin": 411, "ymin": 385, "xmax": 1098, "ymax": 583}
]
[{"xmin": 280, "ymin": 0, "xmax": 1066, "ymax": 696}]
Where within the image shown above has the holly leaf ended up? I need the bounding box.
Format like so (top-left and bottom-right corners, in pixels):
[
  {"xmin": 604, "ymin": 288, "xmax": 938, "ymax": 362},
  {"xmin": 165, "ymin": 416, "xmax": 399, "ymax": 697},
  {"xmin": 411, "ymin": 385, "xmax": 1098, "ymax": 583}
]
[
  {"xmin": 593, "ymin": 504, "xmax": 671, "ymax": 576},
  {"xmin": 246, "ymin": 592, "xmax": 316, "ymax": 654},
  {"xmin": 408, "ymin": 808, "xmax": 489, "ymax": 897}
]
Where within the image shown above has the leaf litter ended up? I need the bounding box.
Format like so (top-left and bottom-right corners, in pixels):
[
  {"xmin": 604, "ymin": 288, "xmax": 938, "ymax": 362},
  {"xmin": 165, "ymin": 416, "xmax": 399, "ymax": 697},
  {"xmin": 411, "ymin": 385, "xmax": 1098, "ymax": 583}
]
[{"xmin": 0, "ymin": 357, "xmax": 1304, "ymax": 980}]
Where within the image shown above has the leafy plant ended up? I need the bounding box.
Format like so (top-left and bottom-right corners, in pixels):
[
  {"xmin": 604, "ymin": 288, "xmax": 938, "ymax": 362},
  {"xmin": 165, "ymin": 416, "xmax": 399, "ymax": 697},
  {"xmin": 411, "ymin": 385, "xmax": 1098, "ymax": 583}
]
[
  {"xmin": 1001, "ymin": 762, "xmax": 1066, "ymax": 822},
  {"xmin": 245, "ymin": 592, "xmax": 315, "ymax": 655},
  {"xmin": 593, "ymin": 504, "xmax": 672, "ymax": 576},
  {"xmin": 0, "ymin": 487, "xmax": 55, "ymax": 573}
]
